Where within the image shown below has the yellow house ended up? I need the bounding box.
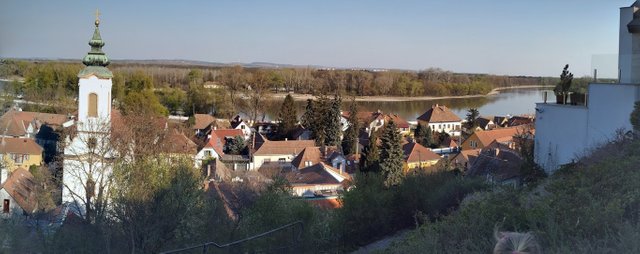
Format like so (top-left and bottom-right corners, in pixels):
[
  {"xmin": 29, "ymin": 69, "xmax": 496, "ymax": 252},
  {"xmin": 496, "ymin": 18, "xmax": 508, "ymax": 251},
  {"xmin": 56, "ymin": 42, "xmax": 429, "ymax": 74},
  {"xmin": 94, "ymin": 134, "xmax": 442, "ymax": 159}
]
[
  {"xmin": 0, "ymin": 138, "xmax": 44, "ymax": 172},
  {"xmin": 402, "ymin": 142, "xmax": 441, "ymax": 171}
]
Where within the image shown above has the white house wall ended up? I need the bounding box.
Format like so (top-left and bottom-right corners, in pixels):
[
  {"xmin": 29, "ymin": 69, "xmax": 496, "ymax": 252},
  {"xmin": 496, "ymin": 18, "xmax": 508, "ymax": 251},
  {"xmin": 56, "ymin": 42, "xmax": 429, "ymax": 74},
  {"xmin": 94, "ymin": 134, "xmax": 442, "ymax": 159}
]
[
  {"xmin": 534, "ymin": 103, "xmax": 588, "ymax": 174},
  {"xmin": 0, "ymin": 188, "xmax": 23, "ymax": 217},
  {"xmin": 535, "ymin": 83, "xmax": 640, "ymax": 174}
]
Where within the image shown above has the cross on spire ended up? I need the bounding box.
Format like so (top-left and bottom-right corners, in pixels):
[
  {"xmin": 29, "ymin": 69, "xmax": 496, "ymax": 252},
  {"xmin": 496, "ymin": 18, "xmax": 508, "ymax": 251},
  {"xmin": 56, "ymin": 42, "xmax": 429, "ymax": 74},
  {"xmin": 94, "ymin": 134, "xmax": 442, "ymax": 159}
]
[{"xmin": 95, "ymin": 8, "xmax": 101, "ymax": 26}]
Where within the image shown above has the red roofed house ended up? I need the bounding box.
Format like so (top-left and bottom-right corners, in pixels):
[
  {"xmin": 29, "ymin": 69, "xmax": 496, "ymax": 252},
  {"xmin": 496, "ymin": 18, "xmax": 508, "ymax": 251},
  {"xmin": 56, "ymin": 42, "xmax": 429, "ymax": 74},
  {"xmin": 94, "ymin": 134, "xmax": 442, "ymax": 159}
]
[
  {"xmin": 385, "ymin": 114, "xmax": 411, "ymax": 136},
  {"xmin": 402, "ymin": 142, "xmax": 442, "ymax": 170},
  {"xmin": 460, "ymin": 126, "xmax": 533, "ymax": 151},
  {"xmin": 291, "ymin": 146, "xmax": 346, "ymax": 173},
  {"xmin": 0, "ymin": 137, "xmax": 44, "ymax": 184},
  {"xmin": 192, "ymin": 114, "xmax": 216, "ymax": 137},
  {"xmin": 341, "ymin": 110, "xmax": 386, "ymax": 136},
  {"xmin": 0, "ymin": 109, "xmax": 67, "ymax": 138},
  {"xmin": 195, "ymin": 129, "xmax": 247, "ymax": 168},
  {"xmin": 342, "ymin": 110, "xmax": 410, "ymax": 136},
  {"xmin": 251, "ymin": 137, "xmax": 315, "ymax": 170},
  {"xmin": 285, "ymin": 162, "xmax": 351, "ymax": 197},
  {"xmin": 0, "ymin": 167, "xmax": 37, "ymax": 217},
  {"xmin": 417, "ymin": 104, "xmax": 462, "ymax": 136}
]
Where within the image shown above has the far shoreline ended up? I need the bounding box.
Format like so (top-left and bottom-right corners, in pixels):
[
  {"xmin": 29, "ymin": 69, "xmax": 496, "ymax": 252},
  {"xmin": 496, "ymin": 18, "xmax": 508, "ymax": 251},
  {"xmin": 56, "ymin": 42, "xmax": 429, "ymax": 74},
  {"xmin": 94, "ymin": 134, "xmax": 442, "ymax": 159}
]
[{"xmin": 268, "ymin": 85, "xmax": 554, "ymax": 102}]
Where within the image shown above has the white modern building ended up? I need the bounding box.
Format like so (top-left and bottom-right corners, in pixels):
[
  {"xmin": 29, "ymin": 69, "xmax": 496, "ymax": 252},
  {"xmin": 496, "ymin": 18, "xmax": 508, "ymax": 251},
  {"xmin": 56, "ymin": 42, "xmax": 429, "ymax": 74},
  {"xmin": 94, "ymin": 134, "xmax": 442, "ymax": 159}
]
[
  {"xmin": 62, "ymin": 15, "xmax": 116, "ymax": 217},
  {"xmin": 535, "ymin": 1, "xmax": 640, "ymax": 174}
]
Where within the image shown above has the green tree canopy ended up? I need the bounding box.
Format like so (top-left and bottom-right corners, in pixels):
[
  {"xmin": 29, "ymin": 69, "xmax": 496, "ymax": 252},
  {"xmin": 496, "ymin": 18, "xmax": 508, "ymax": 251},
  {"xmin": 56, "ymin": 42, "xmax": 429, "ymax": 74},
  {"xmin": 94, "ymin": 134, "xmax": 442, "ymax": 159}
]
[
  {"xmin": 277, "ymin": 94, "xmax": 298, "ymax": 139},
  {"xmin": 379, "ymin": 120, "xmax": 405, "ymax": 187}
]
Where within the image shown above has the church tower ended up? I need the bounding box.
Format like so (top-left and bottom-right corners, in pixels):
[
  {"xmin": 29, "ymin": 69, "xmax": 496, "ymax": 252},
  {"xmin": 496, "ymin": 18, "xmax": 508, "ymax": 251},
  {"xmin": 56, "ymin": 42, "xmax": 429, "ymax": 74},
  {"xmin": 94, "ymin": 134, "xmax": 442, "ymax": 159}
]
[
  {"xmin": 62, "ymin": 11, "xmax": 115, "ymax": 216},
  {"xmin": 77, "ymin": 10, "xmax": 112, "ymax": 132}
]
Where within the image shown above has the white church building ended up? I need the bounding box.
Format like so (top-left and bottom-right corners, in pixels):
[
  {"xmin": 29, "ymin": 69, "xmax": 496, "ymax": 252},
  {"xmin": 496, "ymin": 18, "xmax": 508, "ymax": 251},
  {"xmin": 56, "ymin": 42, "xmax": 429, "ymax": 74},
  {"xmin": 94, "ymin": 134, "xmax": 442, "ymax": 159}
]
[
  {"xmin": 535, "ymin": 1, "xmax": 640, "ymax": 174},
  {"xmin": 62, "ymin": 14, "xmax": 116, "ymax": 218}
]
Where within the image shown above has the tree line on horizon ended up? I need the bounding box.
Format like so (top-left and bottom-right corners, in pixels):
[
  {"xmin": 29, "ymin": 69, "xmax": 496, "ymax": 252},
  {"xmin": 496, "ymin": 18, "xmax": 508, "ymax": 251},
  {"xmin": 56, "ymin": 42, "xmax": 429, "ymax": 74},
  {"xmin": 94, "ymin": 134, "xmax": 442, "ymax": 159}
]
[{"xmin": 1, "ymin": 59, "xmax": 571, "ymax": 120}]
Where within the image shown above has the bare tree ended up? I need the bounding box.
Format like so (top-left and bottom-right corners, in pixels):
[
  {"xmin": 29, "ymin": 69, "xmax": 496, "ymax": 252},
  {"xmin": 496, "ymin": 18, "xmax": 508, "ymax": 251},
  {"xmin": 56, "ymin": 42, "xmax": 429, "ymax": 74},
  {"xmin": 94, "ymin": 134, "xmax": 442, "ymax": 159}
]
[{"xmin": 61, "ymin": 117, "xmax": 116, "ymax": 223}]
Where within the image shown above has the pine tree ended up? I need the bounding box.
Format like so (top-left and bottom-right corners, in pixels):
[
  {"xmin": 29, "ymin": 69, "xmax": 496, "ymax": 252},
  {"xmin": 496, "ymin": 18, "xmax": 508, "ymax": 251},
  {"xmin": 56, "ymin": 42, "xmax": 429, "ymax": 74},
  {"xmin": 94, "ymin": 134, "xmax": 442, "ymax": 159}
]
[
  {"xmin": 277, "ymin": 94, "xmax": 298, "ymax": 139},
  {"xmin": 325, "ymin": 94, "xmax": 342, "ymax": 146},
  {"xmin": 414, "ymin": 123, "xmax": 433, "ymax": 148},
  {"xmin": 300, "ymin": 99, "xmax": 316, "ymax": 129},
  {"xmin": 379, "ymin": 120, "xmax": 405, "ymax": 187},
  {"xmin": 360, "ymin": 131, "xmax": 380, "ymax": 173},
  {"xmin": 313, "ymin": 95, "xmax": 330, "ymax": 146},
  {"xmin": 342, "ymin": 99, "xmax": 360, "ymax": 155}
]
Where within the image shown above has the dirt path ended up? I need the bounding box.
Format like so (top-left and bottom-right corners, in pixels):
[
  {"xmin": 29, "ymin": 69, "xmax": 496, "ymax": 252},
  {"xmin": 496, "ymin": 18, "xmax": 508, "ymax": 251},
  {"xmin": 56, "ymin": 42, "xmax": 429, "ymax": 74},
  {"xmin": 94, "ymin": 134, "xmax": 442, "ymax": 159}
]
[{"xmin": 269, "ymin": 85, "xmax": 553, "ymax": 102}]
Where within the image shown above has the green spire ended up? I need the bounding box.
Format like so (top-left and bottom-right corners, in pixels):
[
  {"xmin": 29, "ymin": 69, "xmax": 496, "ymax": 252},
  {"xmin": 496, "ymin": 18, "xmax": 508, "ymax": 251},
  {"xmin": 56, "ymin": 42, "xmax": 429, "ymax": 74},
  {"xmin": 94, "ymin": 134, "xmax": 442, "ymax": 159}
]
[{"xmin": 78, "ymin": 9, "xmax": 113, "ymax": 79}]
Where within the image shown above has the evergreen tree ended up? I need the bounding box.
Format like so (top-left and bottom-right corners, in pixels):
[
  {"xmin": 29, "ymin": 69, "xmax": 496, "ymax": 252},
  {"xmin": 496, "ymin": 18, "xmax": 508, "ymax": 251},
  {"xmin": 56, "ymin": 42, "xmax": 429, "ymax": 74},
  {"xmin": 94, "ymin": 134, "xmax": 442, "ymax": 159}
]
[
  {"xmin": 325, "ymin": 94, "xmax": 342, "ymax": 146},
  {"xmin": 342, "ymin": 99, "xmax": 360, "ymax": 155},
  {"xmin": 277, "ymin": 94, "xmax": 298, "ymax": 139},
  {"xmin": 313, "ymin": 95, "xmax": 330, "ymax": 146},
  {"xmin": 465, "ymin": 108, "xmax": 480, "ymax": 131},
  {"xmin": 225, "ymin": 136, "xmax": 246, "ymax": 155},
  {"xmin": 301, "ymin": 99, "xmax": 315, "ymax": 128},
  {"xmin": 360, "ymin": 131, "xmax": 380, "ymax": 173},
  {"xmin": 414, "ymin": 123, "xmax": 433, "ymax": 148},
  {"xmin": 379, "ymin": 120, "xmax": 405, "ymax": 187}
]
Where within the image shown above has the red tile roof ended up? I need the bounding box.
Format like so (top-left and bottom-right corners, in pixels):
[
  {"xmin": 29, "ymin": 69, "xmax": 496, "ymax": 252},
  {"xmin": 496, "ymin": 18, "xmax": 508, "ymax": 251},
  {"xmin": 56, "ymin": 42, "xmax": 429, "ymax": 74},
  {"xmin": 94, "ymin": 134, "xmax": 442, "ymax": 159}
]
[
  {"xmin": 204, "ymin": 131, "xmax": 225, "ymax": 156},
  {"xmin": 193, "ymin": 114, "xmax": 216, "ymax": 130},
  {"xmin": 468, "ymin": 127, "xmax": 523, "ymax": 148},
  {"xmin": 402, "ymin": 142, "xmax": 441, "ymax": 163},
  {"xmin": 212, "ymin": 129, "xmax": 244, "ymax": 139},
  {"xmin": 386, "ymin": 114, "xmax": 410, "ymax": 129},
  {"xmin": 0, "ymin": 137, "xmax": 43, "ymax": 155},
  {"xmin": 417, "ymin": 104, "xmax": 462, "ymax": 123},
  {"xmin": 253, "ymin": 139, "xmax": 316, "ymax": 156},
  {"xmin": 162, "ymin": 129, "xmax": 198, "ymax": 154},
  {"xmin": 0, "ymin": 109, "xmax": 67, "ymax": 137},
  {"xmin": 1, "ymin": 167, "xmax": 37, "ymax": 214},
  {"xmin": 342, "ymin": 110, "xmax": 385, "ymax": 125}
]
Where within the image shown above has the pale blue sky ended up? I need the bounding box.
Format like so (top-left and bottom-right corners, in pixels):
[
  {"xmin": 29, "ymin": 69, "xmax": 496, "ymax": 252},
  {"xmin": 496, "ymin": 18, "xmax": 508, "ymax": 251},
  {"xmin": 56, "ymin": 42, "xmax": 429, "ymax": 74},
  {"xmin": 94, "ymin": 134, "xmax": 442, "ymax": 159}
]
[{"xmin": 0, "ymin": 0, "xmax": 630, "ymax": 77}]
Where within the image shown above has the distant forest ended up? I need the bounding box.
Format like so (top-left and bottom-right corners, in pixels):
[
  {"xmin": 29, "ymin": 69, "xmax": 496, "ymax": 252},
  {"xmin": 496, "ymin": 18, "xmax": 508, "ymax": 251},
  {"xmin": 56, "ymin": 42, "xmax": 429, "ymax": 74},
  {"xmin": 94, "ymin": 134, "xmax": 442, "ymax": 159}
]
[{"xmin": 0, "ymin": 59, "xmax": 580, "ymax": 119}]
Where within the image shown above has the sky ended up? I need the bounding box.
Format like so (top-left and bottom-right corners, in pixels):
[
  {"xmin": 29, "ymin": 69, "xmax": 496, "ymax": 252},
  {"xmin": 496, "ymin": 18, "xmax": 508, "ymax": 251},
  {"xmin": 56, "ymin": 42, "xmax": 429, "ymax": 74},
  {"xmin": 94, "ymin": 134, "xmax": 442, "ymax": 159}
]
[{"xmin": 0, "ymin": 0, "xmax": 632, "ymax": 77}]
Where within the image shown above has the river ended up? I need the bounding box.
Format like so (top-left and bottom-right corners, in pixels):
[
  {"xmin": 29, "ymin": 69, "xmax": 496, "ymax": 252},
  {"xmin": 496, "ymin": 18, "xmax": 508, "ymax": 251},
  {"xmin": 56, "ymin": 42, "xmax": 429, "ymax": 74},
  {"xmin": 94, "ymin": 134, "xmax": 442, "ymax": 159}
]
[
  {"xmin": 0, "ymin": 79, "xmax": 554, "ymax": 121},
  {"xmin": 264, "ymin": 87, "xmax": 556, "ymax": 121}
]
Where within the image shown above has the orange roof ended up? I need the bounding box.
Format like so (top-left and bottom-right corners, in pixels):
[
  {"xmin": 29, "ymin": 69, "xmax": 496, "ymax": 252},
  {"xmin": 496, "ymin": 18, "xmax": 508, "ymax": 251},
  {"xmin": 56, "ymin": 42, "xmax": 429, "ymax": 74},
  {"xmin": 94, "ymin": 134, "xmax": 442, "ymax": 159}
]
[
  {"xmin": 193, "ymin": 114, "xmax": 216, "ymax": 130},
  {"xmin": 291, "ymin": 147, "xmax": 323, "ymax": 169},
  {"xmin": 342, "ymin": 110, "xmax": 385, "ymax": 125},
  {"xmin": 403, "ymin": 142, "xmax": 441, "ymax": 163},
  {"xmin": 162, "ymin": 129, "xmax": 198, "ymax": 154},
  {"xmin": 253, "ymin": 139, "xmax": 316, "ymax": 156},
  {"xmin": 212, "ymin": 129, "xmax": 243, "ymax": 139},
  {"xmin": 1, "ymin": 167, "xmax": 37, "ymax": 214},
  {"xmin": 204, "ymin": 131, "xmax": 225, "ymax": 156},
  {"xmin": 385, "ymin": 114, "xmax": 410, "ymax": 128},
  {"xmin": 0, "ymin": 109, "xmax": 67, "ymax": 137},
  {"xmin": 417, "ymin": 104, "xmax": 462, "ymax": 123},
  {"xmin": 0, "ymin": 137, "xmax": 43, "ymax": 155},
  {"xmin": 470, "ymin": 127, "xmax": 523, "ymax": 147}
]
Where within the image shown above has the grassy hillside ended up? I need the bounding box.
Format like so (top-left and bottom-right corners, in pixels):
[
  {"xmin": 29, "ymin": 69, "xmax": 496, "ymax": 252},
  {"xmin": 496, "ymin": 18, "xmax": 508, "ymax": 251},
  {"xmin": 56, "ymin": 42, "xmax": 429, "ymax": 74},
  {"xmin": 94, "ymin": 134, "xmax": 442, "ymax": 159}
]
[{"xmin": 383, "ymin": 137, "xmax": 640, "ymax": 253}]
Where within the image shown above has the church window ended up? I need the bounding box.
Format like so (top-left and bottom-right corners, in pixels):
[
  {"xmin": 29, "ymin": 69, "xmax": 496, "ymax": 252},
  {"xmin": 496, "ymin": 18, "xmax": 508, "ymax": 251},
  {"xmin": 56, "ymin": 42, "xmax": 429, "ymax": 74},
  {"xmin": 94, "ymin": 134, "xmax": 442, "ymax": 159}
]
[{"xmin": 88, "ymin": 93, "xmax": 98, "ymax": 117}]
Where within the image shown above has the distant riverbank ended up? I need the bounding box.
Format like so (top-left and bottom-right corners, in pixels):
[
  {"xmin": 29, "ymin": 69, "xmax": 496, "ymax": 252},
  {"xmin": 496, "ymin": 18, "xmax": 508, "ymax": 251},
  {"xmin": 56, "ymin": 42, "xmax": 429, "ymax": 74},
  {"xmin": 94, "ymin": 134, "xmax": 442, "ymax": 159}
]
[{"xmin": 269, "ymin": 85, "xmax": 554, "ymax": 102}]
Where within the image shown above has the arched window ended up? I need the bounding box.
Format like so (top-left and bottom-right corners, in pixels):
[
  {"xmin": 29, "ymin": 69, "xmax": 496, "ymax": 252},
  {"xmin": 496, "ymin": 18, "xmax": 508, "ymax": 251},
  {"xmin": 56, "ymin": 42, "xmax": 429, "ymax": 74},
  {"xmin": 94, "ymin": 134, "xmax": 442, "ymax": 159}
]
[{"xmin": 88, "ymin": 93, "xmax": 98, "ymax": 117}]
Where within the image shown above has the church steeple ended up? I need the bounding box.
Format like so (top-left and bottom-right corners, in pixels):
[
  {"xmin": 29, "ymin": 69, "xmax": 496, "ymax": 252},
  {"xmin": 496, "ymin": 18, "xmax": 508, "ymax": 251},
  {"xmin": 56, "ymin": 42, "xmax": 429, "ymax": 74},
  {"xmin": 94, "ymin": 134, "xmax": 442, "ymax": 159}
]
[{"xmin": 78, "ymin": 9, "xmax": 113, "ymax": 79}]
